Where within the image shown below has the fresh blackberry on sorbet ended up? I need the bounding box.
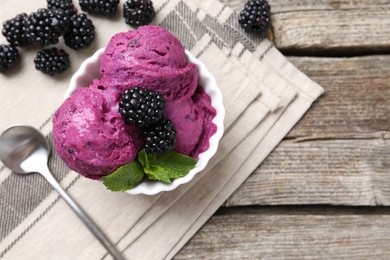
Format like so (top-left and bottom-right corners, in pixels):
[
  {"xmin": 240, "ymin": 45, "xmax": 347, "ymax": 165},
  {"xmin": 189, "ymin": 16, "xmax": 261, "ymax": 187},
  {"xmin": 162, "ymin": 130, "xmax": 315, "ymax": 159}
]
[
  {"xmin": 119, "ymin": 87, "xmax": 166, "ymax": 128},
  {"xmin": 144, "ymin": 119, "xmax": 176, "ymax": 155},
  {"xmin": 34, "ymin": 48, "xmax": 70, "ymax": 75},
  {"xmin": 79, "ymin": 0, "xmax": 120, "ymax": 17},
  {"xmin": 2, "ymin": 13, "xmax": 30, "ymax": 47},
  {"xmin": 64, "ymin": 13, "xmax": 95, "ymax": 50},
  {"xmin": 0, "ymin": 44, "xmax": 20, "ymax": 73},
  {"xmin": 238, "ymin": 0, "xmax": 271, "ymax": 36},
  {"xmin": 123, "ymin": 0, "xmax": 156, "ymax": 27},
  {"xmin": 47, "ymin": 0, "xmax": 77, "ymax": 18},
  {"xmin": 24, "ymin": 8, "xmax": 69, "ymax": 46}
]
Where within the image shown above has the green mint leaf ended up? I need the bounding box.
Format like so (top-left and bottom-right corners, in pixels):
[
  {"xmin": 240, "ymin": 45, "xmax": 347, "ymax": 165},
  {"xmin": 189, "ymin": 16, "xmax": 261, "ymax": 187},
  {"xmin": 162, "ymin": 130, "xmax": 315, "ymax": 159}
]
[
  {"xmin": 137, "ymin": 149, "xmax": 197, "ymax": 183},
  {"xmin": 102, "ymin": 161, "xmax": 145, "ymax": 192},
  {"xmin": 138, "ymin": 149, "xmax": 171, "ymax": 183},
  {"xmin": 146, "ymin": 167, "xmax": 171, "ymax": 184},
  {"xmin": 138, "ymin": 149, "xmax": 150, "ymax": 169},
  {"xmin": 158, "ymin": 151, "xmax": 198, "ymax": 179}
]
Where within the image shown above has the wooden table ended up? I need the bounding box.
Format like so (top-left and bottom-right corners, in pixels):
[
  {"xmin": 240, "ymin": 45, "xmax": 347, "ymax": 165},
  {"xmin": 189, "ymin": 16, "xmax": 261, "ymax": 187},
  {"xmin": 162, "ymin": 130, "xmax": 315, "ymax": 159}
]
[{"xmin": 175, "ymin": 0, "xmax": 390, "ymax": 258}]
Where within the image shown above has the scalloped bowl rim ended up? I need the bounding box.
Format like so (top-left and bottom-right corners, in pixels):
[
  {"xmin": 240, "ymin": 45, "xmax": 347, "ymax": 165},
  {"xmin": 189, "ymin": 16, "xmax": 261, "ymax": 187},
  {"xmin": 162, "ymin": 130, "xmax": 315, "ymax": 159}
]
[{"xmin": 67, "ymin": 48, "xmax": 225, "ymax": 195}]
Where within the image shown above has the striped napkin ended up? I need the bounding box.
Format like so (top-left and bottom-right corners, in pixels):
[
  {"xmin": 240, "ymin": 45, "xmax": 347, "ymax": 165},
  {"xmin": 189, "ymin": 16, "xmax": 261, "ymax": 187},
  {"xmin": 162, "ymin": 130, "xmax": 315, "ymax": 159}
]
[{"xmin": 0, "ymin": 0, "xmax": 324, "ymax": 259}]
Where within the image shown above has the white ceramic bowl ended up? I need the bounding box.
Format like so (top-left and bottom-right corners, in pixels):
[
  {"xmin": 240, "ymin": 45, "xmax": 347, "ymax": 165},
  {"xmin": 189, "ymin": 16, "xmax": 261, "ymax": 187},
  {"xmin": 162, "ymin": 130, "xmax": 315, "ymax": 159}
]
[{"xmin": 67, "ymin": 48, "xmax": 225, "ymax": 195}]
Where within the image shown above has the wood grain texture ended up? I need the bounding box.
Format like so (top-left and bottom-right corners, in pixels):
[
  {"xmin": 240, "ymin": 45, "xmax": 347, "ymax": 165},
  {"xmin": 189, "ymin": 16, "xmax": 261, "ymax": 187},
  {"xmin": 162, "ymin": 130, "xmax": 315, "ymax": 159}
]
[
  {"xmin": 175, "ymin": 207, "xmax": 390, "ymax": 259},
  {"xmin": 286, "ymin": 55, "xmax": 390, "ymax": 139},
  {"xmin": 226, "ymin": 139, "xmax": 390, "ymax": 206},
  {"xmin": 221, "ymin": 0, "xmax": 390, "ymax": 53},
  {"xmin": 226, "ymin": 55, "xmax": 390, "ymax": 206}
]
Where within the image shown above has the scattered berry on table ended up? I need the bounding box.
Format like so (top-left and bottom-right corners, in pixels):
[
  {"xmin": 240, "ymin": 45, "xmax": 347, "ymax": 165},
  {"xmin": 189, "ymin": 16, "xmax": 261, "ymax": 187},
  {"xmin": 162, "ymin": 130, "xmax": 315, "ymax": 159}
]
[
  {"xmin": 123, "ymin": 0, "xmax": 156, "ymax": 27},
  {"xmin": 238, "ymin": 0, "xmax": 271, "ymax": 36},
  {"xmin": 119, "ymin": 87, "xmax": 166, "ymax": 128},
  {"xmin": 79, "ymin": 0, "xmax": 120, "ymax": 17},
  {"xmin": 64, "ymin": 13, "xmax": 95, "ymax": 50},
  {"xmin": 34, "ymin": 47, "xmax": 70, "ymax": 75},
  {"xmin": 144, "ymin": 119, "xmax": 176, "ymax": 155},
  {"xmin": 47, "ymin": 0, "xmax": 78, "ymax": 18},
  {"xmin": 2, "ymin": 13, "xmax": 30, "ymax": 47},
  {"xmin": 0, "ymin": 44, "xmax": 20, "ymax": 73},
  {"xmin": 24, "ymin": 8, "xmax": 70, "ymax": 47}
]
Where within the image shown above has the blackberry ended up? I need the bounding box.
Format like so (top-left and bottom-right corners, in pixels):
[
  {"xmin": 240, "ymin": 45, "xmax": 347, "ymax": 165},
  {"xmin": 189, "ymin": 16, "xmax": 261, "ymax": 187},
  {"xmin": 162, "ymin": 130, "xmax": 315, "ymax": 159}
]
[
  {"xmin": 123, "ymin": 0, "xmax": 156, "ymax": 27},
  {"xmin": 47, "ymin": 0, "xmax": 77, "ymax": 18},
  {"xmin": 34, "ymin": 48, "xmax": 70, "ymax": 75},
  {"xmin": 64, "ymin": 13, "xmax": 95, "ymax": 50},
  {"xmin": 79, "ymin": 0, "xmax": 120, "ymax": 17},
  {"xmin": 0, "ymin": 44, "xmax": 20, "ymax": 73},
  {"xmin": 144, "ymin": 119, "xmax": 176, "ymax": 154},
  {"xmin": 2, "ymin": 13, "xmax": 30, "ymax": 47},
  {"xmin": 24, "ymin": 8, "xmax": 70, "ymax": 46},
  {"xmin": 119, "ymin": 87, "xmax": 165, "ymax": 128},
  {"xmin": 238, "ymin": 0, "xmax": 271, "ymax": 35}
]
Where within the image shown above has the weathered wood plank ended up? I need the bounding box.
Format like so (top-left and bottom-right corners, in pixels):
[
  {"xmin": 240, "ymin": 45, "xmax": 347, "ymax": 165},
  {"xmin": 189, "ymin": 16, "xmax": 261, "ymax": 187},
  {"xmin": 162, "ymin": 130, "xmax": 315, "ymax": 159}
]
[
  {"xmin": 175, "ymin": 207, "xmax": 390, "ymax": 259},
  {"xmin": 286, "ymin": 55, "xmax": 390, "ymax": 139},
  {"xmin": 222, "ymin": 0, "xmax": 390, "ymax": 53},
  {"xmin": 226, "ymin": 55, "xmax": 389, "ymax": 206},
  {"xmin": 226, "ymin": 139, "xmax": 390, "ymax": 206}
]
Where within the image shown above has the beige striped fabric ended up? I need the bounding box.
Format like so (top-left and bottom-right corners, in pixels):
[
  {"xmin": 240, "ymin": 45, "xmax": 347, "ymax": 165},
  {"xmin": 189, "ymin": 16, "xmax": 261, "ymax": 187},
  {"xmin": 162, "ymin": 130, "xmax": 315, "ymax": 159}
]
[{"xmin": 0, "ymin": 0, "xmax": 324, "ymax": 259}]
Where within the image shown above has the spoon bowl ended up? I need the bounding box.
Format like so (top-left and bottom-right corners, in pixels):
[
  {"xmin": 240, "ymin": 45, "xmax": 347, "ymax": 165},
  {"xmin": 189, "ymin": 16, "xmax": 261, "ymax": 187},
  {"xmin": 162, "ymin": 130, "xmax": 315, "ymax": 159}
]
[{"xmin": 0, "ymin": 125, "xmax": 49, "ymax": 174}]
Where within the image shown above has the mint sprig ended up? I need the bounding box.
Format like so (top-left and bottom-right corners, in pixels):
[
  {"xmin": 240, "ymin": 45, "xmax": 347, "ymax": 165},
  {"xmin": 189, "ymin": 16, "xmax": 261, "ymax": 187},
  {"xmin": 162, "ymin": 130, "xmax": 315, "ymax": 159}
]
[
  {"xmin": 102, "ymin": 161, "xmax": 144, "ymax": 192},
  {"xmin": 138, "ymin": 149, "xmax": 197, "ymax": 184},
  {"xmin": 103, "ymin": 149, "xmax": 197, "ymax": 191}
]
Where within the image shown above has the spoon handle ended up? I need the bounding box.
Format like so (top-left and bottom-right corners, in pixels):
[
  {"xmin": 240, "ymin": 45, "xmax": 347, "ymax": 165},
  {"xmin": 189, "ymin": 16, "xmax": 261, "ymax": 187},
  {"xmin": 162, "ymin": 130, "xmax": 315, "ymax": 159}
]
[{"xmin": 40, "ymin": 166, "xmax": 125, "ymax": 260}]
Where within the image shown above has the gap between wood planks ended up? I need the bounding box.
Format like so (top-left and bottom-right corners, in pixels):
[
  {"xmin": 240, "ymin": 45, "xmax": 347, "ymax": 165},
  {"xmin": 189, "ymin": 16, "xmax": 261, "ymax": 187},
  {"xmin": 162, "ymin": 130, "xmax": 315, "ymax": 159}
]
[
  {"xmin": 282, "ymin": 48, "xmax": 390, "ymax": 58},
  {"xmin": 216, "ymin": 205, "xmax": 390, "ymax": 216}
]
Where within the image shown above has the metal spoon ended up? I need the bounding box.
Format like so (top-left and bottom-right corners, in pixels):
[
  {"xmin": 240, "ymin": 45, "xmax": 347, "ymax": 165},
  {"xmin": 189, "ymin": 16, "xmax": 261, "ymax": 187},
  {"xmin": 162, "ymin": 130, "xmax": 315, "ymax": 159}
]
[{"xmin": 0, "ymin": 125, "xmax": 125, "ymax": 260}]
